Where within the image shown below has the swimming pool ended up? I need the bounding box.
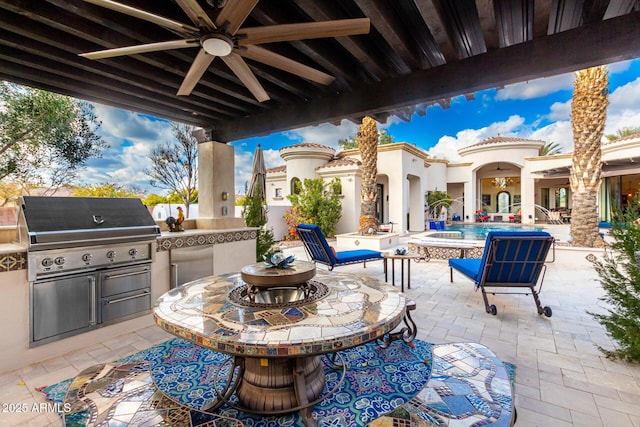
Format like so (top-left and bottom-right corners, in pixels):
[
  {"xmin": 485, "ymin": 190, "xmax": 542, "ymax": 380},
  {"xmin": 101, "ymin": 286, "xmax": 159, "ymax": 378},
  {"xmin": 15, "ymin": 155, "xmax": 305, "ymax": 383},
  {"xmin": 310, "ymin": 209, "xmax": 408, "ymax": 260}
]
[{"xmin": 429, "ymin": 223, "xmax": 544, "ymax": 241}]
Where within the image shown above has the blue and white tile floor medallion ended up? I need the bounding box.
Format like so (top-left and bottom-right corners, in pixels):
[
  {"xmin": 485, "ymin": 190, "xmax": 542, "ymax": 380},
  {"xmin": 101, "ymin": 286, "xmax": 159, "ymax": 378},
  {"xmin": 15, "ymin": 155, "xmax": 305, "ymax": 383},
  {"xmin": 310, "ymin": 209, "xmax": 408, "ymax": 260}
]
[
  {"xmin": 39, "ymin": 340, "xmax": 514, "ymax": 426},
  {"xmin": 40, "ymin": 338, "xmax": 434, "ymax": 426}
]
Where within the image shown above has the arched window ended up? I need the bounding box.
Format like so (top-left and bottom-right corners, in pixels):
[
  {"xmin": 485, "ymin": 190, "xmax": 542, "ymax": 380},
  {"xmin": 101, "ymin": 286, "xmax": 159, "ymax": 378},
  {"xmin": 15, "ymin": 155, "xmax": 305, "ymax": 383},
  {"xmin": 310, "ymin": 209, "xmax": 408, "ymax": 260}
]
[{"xmin": 291, "ymin": 177, "xmax": 302, "ymax": 195}]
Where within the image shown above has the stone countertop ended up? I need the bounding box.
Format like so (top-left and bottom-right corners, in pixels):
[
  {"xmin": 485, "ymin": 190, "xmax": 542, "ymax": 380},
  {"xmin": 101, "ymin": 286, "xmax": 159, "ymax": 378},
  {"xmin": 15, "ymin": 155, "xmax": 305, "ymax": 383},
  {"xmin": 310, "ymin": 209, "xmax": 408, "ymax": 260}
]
[{"xmin": 0, "ymin": 242, "xmax": 26, "ymax": 255}]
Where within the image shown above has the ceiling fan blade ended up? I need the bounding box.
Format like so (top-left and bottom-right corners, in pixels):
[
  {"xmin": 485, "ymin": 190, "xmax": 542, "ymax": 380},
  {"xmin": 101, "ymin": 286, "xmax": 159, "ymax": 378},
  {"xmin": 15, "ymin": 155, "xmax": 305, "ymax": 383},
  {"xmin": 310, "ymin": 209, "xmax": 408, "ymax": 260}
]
[
  {"xmin": 215, "ymin": 0, "xmax": 259, "ymax": 35},
  {"xmin": 177, "ymin": 48, "xmax": 215, "ymax": 96},
  {"xmin": 221, "ymin": 53, "xmax": 270, "ymax": 102},
  {"xmin": 80, "ymin": 39, "xmax": 198, "ymax": 60},
  {"xmin": 237, "ymin": 18, "xmax": 371, "ymax": 46},
  {"xmin": 239, "ymin": 45, "xmax": 335, "ymax": 85},
  {"xmin": 174, "ymin": 0, "xmax": 216, "ymax": 29},
  {"xmin": 81, "ymin": 0, "xmax": 198, "ymax": 34}
]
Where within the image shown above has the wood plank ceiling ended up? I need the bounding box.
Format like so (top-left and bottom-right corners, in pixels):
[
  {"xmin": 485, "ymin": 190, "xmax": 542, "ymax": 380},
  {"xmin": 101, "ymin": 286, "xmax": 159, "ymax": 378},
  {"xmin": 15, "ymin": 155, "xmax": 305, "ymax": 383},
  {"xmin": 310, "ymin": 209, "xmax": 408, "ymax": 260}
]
[{"xmin": 1, "ymin": 0, "xmax": 639, "ymax": 142}]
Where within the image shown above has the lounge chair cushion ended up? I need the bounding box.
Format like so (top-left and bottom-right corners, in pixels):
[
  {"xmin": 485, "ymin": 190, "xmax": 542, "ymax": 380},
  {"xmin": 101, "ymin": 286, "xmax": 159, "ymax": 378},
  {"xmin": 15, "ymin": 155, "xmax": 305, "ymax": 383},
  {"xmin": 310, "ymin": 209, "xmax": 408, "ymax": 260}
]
[
  {"xmin": 335, "ymin": 249, "xmax": 383, "ymax": 264},
  {"xmin": 448, "ymin": 258, "xmax": 483, "ymax": 282},
  {"xmin": 296, "ymin": 224, "xmax": 382, "ymax": 268},
  {"xmin": 449, "ymin": 231, "xmax": 552, "ymax": 284}
]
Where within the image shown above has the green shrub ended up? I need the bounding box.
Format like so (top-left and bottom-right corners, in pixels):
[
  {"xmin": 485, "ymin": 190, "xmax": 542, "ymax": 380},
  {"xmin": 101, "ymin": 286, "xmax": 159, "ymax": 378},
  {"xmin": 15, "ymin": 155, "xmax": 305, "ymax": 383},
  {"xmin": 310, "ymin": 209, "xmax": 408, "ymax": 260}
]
[
  {"xmin": 285, "ymin": 178, "xmax": 342, "ymax": 238},
  {"xmin": 242, "ymin": 187, "xmax": 276, "ymax": 262},
  {"xmin": 589, "ymin": 197, "xmax": 640, "ymax": 362}
]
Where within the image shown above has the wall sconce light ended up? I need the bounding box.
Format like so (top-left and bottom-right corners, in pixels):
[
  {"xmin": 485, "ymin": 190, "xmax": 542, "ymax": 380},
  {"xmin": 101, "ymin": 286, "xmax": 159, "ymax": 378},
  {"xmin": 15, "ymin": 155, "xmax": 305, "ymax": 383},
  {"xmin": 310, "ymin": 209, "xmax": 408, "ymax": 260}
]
[
  {"xmin": 465, "ymin": 215, "xmax": 469, "ymax": 220},
  {"xmin": 528, "ymin": 215, "xmax": 533, "ymax": 219},
  {"xmin": 221, "ymin": 192, "xmax": 228, "ymax": 201},
  {"xmin": 221, "ymin": 206, "xmax": 228, "ymax": 216}
]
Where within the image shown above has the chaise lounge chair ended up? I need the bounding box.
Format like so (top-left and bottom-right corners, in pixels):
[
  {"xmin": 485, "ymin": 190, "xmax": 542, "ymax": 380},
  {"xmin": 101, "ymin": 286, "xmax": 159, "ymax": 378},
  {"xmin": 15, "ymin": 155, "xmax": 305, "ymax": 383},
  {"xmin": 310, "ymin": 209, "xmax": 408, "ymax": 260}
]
[
  {"xmin": 449, "ymin": 231, "xmax": 554, "ymax": 316},
  {"xmin": 296, "ymin": 224, "xmax": 383, "ymax": 270}
]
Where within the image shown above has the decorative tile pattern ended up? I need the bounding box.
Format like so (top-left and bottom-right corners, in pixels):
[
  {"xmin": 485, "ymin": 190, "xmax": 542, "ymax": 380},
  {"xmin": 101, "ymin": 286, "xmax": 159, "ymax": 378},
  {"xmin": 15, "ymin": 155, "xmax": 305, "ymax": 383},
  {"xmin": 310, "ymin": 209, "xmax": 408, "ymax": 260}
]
[
  {"xmin": 154, "ymin": 269, "xmax": 407, "ymax": 357},
  {"xmin": 43, "ymin": 338, "xmax": 432, "ymax": 427},
  {"xmin": 0, "ymin": 251, "xmax": 27, "ymax": 272},
  {"xmin": 367, "ymin": 342, "xmax": 514, "ymax": 427},
  {"xmin": 408, "ymin": 243, "xmax": 483, "ymax": 260},
  {"xmin": 61, "ymin": 360, "xmax": 242, "ymax": 426},
  {"xmin": 157, "ymin": 230, "xmax": 257, "ymax": 252}
]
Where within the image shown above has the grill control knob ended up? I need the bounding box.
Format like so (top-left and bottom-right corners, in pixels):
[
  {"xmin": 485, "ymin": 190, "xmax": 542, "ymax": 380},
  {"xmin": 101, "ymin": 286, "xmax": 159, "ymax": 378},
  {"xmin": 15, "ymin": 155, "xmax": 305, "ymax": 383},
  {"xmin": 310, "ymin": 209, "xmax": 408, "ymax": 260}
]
[
  {"xmin": 41, "ymin": 258, "xmax": 54, "ymax": 267},
  {"xmin": 82, "ymin": 253, "xmax": 92, "ymax": 262},
  {"xmin": 54, "ymin": 256, "xmax": 65, "ymax": 266},
  {"xmin": 128, "ymin": 248, "xmax": 138, "ymax": 257},
  {"xmin": 106, "ymin": 250, "xmax": 116, "ymax": 260}
]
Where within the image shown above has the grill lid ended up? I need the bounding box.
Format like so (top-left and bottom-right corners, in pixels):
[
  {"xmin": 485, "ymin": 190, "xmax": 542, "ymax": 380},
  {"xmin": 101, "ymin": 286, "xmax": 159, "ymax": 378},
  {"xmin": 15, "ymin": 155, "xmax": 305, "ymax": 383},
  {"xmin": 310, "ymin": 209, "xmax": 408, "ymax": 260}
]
[{"xmin": 18, "ymin": 196, "xmax": 160, "ymax": 249}]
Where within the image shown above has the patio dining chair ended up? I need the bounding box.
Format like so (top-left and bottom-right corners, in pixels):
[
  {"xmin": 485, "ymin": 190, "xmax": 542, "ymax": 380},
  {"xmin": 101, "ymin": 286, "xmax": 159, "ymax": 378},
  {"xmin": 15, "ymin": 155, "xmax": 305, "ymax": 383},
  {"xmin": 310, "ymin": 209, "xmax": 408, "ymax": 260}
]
[
  {"xmin": 296, "ymin": 224, "xmax": 383, "ymax": 270},
  {"xmin": 449, "ymin": 231, "xmax": 554, "ymax": 316}
]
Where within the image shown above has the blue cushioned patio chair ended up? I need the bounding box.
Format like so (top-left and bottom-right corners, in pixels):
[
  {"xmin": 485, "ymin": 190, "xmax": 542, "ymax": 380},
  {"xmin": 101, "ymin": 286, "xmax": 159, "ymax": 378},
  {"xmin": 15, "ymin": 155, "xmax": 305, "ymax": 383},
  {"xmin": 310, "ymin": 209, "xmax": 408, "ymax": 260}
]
[
  {"xmin": 449, "ymin": 231, "xmax": 554, "ymax": 317},
  {"xmin": 296, "ymin": 224, "xmax": 383, "ymax": 270}
]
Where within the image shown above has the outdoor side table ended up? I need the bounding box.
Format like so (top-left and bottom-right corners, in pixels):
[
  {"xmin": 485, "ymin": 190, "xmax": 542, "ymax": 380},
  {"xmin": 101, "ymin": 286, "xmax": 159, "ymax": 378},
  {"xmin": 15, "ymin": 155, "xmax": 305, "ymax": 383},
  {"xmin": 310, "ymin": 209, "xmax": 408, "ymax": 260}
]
[{"xmin": 383, "ymin": 252, "xmax": 421, "ymax": 292}]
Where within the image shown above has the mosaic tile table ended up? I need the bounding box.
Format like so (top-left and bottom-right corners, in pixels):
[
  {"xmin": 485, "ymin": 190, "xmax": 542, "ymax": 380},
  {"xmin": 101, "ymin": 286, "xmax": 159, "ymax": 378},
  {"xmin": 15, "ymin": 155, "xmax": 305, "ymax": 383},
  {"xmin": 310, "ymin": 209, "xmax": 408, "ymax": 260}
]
[{"xmin": 153, "ymin": 266, "xmax": 408, "ymax": 425}]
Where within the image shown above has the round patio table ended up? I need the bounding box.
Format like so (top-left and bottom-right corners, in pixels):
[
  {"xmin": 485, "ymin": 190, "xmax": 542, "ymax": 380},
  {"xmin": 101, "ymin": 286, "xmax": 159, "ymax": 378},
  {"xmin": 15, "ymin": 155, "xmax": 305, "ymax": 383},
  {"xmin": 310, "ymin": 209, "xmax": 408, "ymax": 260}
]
[{"xmin": 153, "ymin": 265, "xmax": 407, "ymax": 425}]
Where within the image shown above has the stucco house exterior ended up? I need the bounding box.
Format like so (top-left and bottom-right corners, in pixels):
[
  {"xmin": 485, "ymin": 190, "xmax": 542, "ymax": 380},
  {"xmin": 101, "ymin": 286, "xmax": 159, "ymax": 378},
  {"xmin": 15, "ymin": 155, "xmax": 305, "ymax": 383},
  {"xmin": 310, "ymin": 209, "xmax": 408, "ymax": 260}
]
[{"xmin": 265, "ymin": 134, "xmax": 640, "ymax": 237}]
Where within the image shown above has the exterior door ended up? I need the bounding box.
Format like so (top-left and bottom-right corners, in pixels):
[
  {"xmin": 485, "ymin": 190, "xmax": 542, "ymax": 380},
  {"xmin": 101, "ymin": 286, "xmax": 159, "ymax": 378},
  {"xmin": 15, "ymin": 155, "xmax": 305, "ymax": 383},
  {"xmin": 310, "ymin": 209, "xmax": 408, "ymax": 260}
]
[{"xmin": 376, "ymin": 184, "xmax": 384, "ymax": 225}]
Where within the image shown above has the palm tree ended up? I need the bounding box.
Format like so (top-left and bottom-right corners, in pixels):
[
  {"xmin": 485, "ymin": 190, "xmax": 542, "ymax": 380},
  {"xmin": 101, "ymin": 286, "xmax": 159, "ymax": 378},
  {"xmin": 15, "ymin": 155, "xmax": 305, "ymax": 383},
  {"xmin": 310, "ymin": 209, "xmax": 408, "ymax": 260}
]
[
  {"xmin": 605, "ymin": 127, "xmax": 640, "ymax": 141},
  {"xmin": 357, "ymin": 116, "xmax": 379, "ymax": 234},
  {"xmin": 570, "ymin": 66, "xmax": 608, "ymax": 247},
  {"xmin": 540, "ymin": 141, "xmax": 562, "ymax": 156}
]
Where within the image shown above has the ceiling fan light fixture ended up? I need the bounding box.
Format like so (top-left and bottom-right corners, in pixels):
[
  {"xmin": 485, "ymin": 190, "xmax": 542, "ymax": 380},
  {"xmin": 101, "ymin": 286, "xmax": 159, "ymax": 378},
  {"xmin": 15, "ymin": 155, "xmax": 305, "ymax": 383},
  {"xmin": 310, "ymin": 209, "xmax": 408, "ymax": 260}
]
[{"xmin": 202, "ymin": 33, "xmax": 233, "ymax": 56}]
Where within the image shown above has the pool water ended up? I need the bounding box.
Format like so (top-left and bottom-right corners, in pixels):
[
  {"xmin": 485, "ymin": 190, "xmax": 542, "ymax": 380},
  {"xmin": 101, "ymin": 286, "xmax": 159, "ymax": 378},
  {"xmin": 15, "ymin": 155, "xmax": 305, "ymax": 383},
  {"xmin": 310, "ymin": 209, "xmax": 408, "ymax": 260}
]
[{"xmin": 439, "ymin": 224, "xmax": 543, "ymax": 240}]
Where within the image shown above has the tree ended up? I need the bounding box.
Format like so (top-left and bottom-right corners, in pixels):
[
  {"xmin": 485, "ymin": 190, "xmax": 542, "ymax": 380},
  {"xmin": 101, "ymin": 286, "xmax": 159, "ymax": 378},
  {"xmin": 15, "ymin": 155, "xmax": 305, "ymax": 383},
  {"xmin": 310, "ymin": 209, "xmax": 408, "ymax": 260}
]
[
  {"xmin": 338, "ymin": 128, "xmax": 394, "ymax": 150},
  {"xmin": 540, "ymin": 141, "xmax": 562, "ymax": 156},
  {"xmin": 285, "ymin": 178, "xmax": 342, "ymax": 238},
  {"xmin": 426, "ymin": 190, "xmax": 451, "ymax": 219},
  {"xmin": 605, "ymin": 127, "xmax": 640, "ymax": 142},
  {"xmin": 145, "ymin": 123, "xmax": 198, "ymax": 217},
  {"xmin": 589, "ymin": 197, "xmax": 640, "ymax": 362},
  {"xmin": 357, "ymin": 117, "xmax": 379, "ymax": 234},
  {"xmin": 72, "ymin": 183, "xmax": 140, "ymax": 198},
  {"xmin": 569, "ymin": 66, "xmax": 608, "ymax": 247},
  {"xmin": 0, "ymin": 82, "xmax": 105, "ymax": 191},
  {"xmin": 144, "ymin": 193, "xmax": 169, "ymax": 206},
  {"xmin": 242, "ymin": 187, "xmax": 276, "ymax": 261}
]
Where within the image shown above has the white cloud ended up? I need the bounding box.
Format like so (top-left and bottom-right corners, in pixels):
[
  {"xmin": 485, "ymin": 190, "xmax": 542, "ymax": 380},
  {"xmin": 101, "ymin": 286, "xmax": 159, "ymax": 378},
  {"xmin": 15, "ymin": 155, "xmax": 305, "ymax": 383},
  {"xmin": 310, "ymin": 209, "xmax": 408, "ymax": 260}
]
[
  {"xmin": 284, "ymin": 119, "xmax": 360, "ymax": 149},
  {"xmin": 547, "ymin": 100, "xmax": 571, "ymax": 121},
  {"xmin": 496, "ymin": 73, "xmax": 574, "ymax": 101},
  {"xmin": 529, "ymin": 121, "xmax": 573, "ymax": 152},
  {"xmin": 427, "ymin": 115, "xmax": 525, "ymax": 161}
]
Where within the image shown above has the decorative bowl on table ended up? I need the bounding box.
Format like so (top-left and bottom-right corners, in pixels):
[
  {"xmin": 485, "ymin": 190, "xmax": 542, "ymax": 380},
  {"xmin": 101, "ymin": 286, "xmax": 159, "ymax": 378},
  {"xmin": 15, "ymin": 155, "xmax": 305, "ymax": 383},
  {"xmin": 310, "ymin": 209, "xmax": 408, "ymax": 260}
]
[{"xmin": 395, "ymin": 247, "xmax": 407, "ymax": 255}]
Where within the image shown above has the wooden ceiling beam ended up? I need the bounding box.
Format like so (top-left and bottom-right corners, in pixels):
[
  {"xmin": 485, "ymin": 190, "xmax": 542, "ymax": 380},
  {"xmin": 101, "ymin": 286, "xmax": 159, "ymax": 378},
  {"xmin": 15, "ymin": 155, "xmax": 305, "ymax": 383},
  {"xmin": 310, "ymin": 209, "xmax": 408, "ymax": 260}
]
[
  {"xmin": 292, "ymin": 0, "xmax": 388, "ymax": 82},
  {"xmin": 210, "ymin": 11, "xmax": 640, "ymax": 141},
  {"xmin": 0, "ymin": 65, "xmax": 211, "ymax": 127}
]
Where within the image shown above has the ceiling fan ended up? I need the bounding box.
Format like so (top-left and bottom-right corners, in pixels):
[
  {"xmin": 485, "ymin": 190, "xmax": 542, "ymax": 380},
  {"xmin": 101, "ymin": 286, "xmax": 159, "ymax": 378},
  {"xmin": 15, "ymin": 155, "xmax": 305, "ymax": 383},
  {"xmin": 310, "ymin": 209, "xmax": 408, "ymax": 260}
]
[{"xmin": 78, "ymin": 0, "xmax": 371, "ymax": 102}]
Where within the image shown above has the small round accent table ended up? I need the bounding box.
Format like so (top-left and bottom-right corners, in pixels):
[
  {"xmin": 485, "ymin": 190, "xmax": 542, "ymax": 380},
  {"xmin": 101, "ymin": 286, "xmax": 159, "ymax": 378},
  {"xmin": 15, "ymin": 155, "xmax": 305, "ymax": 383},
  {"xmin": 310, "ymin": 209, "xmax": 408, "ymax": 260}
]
[{"xmin": 153, "ymin": 265, "xmax": 407, "ymax": 425}]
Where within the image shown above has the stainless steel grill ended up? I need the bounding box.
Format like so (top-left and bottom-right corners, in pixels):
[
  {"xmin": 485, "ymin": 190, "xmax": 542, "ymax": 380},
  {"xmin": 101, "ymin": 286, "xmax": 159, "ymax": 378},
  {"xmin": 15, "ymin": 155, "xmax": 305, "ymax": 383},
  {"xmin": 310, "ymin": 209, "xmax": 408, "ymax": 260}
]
[{"xmin": 18, "ymin": 196, "xmax": 161, "ymax": 346}]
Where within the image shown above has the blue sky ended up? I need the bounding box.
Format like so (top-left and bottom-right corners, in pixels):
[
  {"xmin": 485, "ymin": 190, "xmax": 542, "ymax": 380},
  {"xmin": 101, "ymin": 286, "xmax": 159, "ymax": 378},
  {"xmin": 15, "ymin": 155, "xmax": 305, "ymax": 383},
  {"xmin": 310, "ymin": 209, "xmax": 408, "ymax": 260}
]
[{"xmin": 82, "ymin": 59, "xmax": 640, "ymax": 195}]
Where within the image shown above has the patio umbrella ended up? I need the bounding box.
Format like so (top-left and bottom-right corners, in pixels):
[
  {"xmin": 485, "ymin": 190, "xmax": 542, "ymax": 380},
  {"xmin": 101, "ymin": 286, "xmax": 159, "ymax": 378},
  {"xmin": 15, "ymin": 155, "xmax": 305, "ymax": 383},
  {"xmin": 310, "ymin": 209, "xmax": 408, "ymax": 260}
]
[
  {"xmin": 248, "ymin": 145, "xmax": 266, "ymax": 199},
  {"xmin": 247, "ymin": 144, "xmax": 267, "ymax": 222}
]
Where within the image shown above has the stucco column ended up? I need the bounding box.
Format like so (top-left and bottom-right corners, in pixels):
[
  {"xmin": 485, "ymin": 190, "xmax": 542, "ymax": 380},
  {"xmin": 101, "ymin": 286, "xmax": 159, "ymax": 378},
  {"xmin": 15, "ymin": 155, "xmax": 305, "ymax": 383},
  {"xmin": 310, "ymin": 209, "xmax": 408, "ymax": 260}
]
[
  {"xmin": 463, "ymin": 179, "xmax": 476, "ymax": 223},
  {"xmin": 521, "ymin": 175, "xmax": 536, "ymax": 225},
  {"xmin": 197, "ymin": 141, "xmax": 244, "ymax": 229}
]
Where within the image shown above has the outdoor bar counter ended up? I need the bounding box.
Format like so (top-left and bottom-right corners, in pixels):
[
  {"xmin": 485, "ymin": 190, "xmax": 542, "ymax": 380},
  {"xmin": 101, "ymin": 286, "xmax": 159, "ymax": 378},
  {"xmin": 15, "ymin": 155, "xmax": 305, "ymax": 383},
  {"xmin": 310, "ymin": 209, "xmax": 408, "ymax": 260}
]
[{"xmin": 0, "ymin": 227, "xmax": 257, "ymax": 375}]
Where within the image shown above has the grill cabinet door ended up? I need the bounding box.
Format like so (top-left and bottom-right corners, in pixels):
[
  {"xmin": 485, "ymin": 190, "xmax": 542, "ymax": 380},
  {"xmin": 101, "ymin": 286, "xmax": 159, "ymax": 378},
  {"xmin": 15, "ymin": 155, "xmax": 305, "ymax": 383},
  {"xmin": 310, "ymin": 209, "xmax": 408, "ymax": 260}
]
[{"xmin": 31, "ymin": 274, "xmax": 96, "ymax": 345}]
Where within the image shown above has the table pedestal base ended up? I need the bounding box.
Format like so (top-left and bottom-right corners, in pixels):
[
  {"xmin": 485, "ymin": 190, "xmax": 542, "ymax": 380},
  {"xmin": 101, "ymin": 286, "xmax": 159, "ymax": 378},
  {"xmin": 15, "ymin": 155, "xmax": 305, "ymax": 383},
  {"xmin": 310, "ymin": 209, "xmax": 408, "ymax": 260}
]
[{"xmin": 237, "ymin": 356, "xmax": 326, "ymax": 414}]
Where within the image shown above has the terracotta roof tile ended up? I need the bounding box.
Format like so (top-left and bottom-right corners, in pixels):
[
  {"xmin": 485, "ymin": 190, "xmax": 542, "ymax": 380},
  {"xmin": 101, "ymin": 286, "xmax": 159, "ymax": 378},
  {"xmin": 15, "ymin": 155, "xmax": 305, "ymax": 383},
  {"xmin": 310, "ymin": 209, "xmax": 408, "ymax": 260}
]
[
  {"xmin": 317, "ymin": 156, "xmax": 362, "ymax": 169},
  {"xmin": 279, "ymin": 142, "xmax": 334, "ymax": 151},
  {"xmin": 266, "ymin": 165, "xmax": 286, "ymax": 173},
  {"xmin": 462, "ymin": 136, "xmax": 546, "ymax": 150},
  {"xmin": 604, "ymin": 132, "xmax": 640, "ymax": 145}
]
